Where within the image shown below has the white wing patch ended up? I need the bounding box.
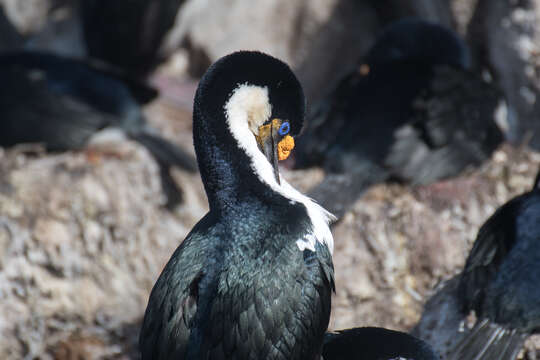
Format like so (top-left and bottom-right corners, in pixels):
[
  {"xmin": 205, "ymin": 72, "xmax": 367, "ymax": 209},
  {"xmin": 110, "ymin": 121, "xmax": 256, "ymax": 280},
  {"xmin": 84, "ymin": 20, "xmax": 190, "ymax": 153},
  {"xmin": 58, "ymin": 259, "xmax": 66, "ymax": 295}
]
[
  {"xmin": 296, "ymin": 234, "xmax": 316, "ymax": 253},
  {"xmin": 224, "ymin": 83, "xmax": 335, "ymax": 254}
]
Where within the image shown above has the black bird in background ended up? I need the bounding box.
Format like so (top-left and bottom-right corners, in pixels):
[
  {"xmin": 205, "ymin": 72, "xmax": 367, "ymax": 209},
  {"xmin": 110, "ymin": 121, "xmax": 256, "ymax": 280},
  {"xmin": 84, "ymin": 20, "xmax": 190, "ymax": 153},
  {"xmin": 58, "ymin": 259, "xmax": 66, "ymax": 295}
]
[
  {"xmin": 450, "ymin": 171, "xmax": 540, "ymax": 360},
  {"xmin": 0, "ymin": 51, "xmax": 197, "ymax": 207},
  {"xmin": 139, "ymin": 51, "xmax": 335, "ymax": 359},
  {"xmin": 415, "ymin": 171, "xmax": 540, "ymax": 360},
  {"xmin": 295, "ymin": 18, "xmax": 504, "ymax": 218},
  {"xmin": 323, "ymin": 327, "xmax": 439, "ymax": 360},
  {"xmin": 80, "ymin": 0, "xmax": 185, "ymax": 76},
  {"xmin": 17, "ymin": 0, "xmax": 184, "ymax": 74}
]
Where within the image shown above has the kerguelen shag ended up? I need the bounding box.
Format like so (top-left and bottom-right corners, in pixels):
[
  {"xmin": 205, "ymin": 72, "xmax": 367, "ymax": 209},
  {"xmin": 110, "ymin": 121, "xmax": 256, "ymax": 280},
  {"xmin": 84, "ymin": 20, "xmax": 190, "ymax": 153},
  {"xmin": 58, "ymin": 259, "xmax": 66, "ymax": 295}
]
[
  {"xmin": 139, "ymin": 51, "xmax": 336, "ymax": 359},
  {"xmin": 295, "ymin": 18, "xmax": 504, "ymax": 219}
]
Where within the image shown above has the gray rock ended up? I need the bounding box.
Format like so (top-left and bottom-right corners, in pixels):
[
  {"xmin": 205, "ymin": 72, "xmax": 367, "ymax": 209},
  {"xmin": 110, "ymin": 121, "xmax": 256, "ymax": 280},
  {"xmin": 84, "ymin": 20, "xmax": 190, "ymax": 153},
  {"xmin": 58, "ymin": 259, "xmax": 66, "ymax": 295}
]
[
  {"xmin": 468, "ymin": 0, "xmax": 540, "ymax": 148},
  {"xmin": 0, "ymin": 132, "xmax": 206, "ymax": 359},
  {"xmin": 162, "ymin": 0, "xmax": 381, "ymax": 104},
  {"xmin": 163, "ymin": 0, "xmax": 455, "ymax": 105},
  {"xmin": 0, "ymin": 0, "xmax": 53, "ymax": 35},
  {"xmin": 24, "ymin": 4, "xmax": 86, "ymax": 58},
  {"xmin": 0, "ymin": 5, "xmax": 22, "ymax": 51}
]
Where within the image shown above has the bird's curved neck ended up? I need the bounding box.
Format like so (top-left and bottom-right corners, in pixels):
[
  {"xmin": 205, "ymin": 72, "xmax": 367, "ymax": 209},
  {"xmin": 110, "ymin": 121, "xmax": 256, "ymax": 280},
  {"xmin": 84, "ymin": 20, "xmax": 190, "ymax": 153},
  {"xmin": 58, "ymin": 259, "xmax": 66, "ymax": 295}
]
[
  {"xmin": 193, "ymin": 96, "xmax": 280, "ymax": 211},
  {"xmin": 193, "ymin": 81, "xmax": 334, "ymax": 254}
]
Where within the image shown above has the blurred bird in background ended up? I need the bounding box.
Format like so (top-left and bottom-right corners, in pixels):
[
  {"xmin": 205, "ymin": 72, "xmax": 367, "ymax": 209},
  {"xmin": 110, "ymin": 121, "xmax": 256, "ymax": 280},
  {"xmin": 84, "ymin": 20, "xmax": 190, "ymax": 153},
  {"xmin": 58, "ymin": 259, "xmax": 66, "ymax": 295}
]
[
  {"xmin": 80, "ymin": 0, "xmax": 186, "ymax": 76},
  {"xmin": 415, "ymin": 170, "xmax": 540, "ymax": 360},
  {"xmin": 295, "ymin": 18, "xmax": 505, "ymax": 219},
  {"xmin": 0, "ymin": 0, "xmax": 197, "ymax": 208},
  {"xmin": 14, "ymin": 0, "xmax": 186, "ymax": 76},
  {"xmin": 323, "ymin": 327, "xmax": 439, "ymax": 360},
  {"xmin": 0, "ymin": 51, "xmax": 197, "ymax": 208}
]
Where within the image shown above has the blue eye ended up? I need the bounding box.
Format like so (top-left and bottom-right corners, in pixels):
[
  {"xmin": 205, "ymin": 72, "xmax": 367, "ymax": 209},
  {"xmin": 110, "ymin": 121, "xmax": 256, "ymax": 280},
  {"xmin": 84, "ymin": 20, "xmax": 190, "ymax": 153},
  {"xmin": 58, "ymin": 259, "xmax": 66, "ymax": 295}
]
[{"xmin": 278, "ymin": 121, "xmax": 290, "ymax": 136}]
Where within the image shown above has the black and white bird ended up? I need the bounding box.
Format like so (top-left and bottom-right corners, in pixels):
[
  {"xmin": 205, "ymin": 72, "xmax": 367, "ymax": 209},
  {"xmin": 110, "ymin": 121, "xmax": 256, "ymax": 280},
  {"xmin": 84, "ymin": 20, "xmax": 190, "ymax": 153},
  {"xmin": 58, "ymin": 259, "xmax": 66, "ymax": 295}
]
[
  {"xmin": 80, "ymin": 0, "xmax": 185, "ymax": 76},
  {"xmin": 139, "ymin": 51, "xmax": 335, "ymax": 359},
  {"xmin": 0, "ymin": 51, "xmax": 197, "ymax": 207},
  {"xmin": 323, "ymin": 327, "xmax": 439, "ymax": 360},
  {"xmin": 295, "ymin": 18, "xmax": 504, "ymax": 218},
  {"xmin": 415, "ymin": 171, "xmax": 540, "ymax": 360}
]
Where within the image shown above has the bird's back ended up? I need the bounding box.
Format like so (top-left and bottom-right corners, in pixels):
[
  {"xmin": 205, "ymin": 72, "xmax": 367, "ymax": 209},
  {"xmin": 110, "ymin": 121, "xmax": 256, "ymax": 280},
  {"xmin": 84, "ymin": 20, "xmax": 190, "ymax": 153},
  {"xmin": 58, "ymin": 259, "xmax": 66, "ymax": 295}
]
[
  {"xmin": 448, "ymin": 180, "xmax": 540, "ymax": 360},
  {"xmin": 140, "ymin": 203, "xmax": 334, "ymax": 360},
  {"xmin": 482, "ymin": 193, "xmax": 540, "ymax": 330}
]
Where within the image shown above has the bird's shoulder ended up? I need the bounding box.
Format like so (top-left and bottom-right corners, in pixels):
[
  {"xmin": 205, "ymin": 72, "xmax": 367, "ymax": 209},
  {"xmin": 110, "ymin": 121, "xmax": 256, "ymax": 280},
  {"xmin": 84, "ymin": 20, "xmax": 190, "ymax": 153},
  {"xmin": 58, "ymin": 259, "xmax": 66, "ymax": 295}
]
[
  {"xmin": 483, "ymin": 191, "xmax": 540, "ymax": 327},
  {"xmin": 140, "ymin": 206, "xmax": 334, "ymax": 359},
  {"xmin": 465, "ymin": 191, "xmax": 534, "ymax": 271},
  {"xmin": 202, "ymin": 240, "xmax": 333, "ymax": 359},
  {"xmin": 458, "ymin": 189, "xmax": 538, "ymax": 313},
  {"xmin": 139, "ymin": 212, "xmax": 221, "ymax": 359}
]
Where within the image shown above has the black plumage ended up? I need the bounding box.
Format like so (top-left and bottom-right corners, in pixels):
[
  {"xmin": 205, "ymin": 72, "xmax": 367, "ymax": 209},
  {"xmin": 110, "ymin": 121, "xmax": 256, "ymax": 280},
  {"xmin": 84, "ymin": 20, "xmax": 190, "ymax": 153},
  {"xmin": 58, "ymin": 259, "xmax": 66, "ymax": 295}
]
[
  {"xmin": 80, "ymin": 0, "xmax": 185, "ymax": 76},
  {"xmin": 323, "ymin": 327, "xmax": 439, "ymax": 360},
  {"xmin": 139, "ymin": 51, "xmax": 335, "ymax": 360},
  {"xmin": 415, "ymin": 171, "xmax": 540, "ymax": 359},
  {"xmin": 295, "ymin": 18, "xmax": 504, "ymax": 218},
  {"xmin": 446, "ymin": 171, "xmax": 540, "ymax": 360},
  {"xmin": 0, "ymin": 51, "xmax": 196, "ymax": 207}
]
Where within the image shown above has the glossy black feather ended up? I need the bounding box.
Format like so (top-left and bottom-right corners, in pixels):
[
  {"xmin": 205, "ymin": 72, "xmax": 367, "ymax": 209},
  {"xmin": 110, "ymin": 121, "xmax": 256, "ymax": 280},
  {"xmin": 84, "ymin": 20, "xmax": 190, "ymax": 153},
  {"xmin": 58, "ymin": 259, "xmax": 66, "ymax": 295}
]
[
  {"xmin": 448, "ymin": 172, "xmax": 540, "ymax": 359},
  {"xmin": 140, "ymin": 51, "xmax": 333, "ymax": 360},
  {"xmin": 323, "ymin": 327, "xmax": 439, "ymax": 360}
]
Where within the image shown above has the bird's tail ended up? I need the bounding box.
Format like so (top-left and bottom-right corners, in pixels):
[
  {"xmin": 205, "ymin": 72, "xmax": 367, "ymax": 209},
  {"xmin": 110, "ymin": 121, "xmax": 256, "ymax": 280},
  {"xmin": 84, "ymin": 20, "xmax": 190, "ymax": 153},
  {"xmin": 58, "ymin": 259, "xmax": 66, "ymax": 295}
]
[
  {"xmin": 129, "ymin": 131, "xmax": 198, "ymax": 173},
  {"xmin": 447, "ymin": 319, "xmax": 526, "ymax": 360}
]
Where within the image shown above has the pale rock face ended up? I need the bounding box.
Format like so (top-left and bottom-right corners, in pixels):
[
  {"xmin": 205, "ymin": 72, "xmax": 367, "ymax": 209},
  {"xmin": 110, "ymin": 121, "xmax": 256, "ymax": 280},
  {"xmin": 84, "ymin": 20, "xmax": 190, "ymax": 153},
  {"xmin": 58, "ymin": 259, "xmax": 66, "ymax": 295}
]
[
  {"xmin": 0, "ymin": 3, "xmax": 22, "ymax": 51},
  {"xmin": 469, "ymin": 0, "xmax": 540, "ymax": 148},
  {"xmin": 0, "ymin": 0, "xmax": 52, "ymax": 34},
  {"xmin": 161, "ymin": 0, "xmax": 380, "ymax": 104},
  {"xmin": 0, "ymin": 136, "xmax": 206, "ymax": 359},
  {"xmin": 161, "ymin": 0, "xmax": 455, "ymax": 105}
]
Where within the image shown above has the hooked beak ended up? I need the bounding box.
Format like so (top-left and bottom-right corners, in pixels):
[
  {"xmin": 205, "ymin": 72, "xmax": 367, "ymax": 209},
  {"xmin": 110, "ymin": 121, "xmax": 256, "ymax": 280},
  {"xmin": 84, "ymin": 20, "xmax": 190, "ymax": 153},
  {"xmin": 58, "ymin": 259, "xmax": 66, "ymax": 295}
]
[{"xmin": 255, "ymin": 119, "xmax": 295, "ymax": 184}]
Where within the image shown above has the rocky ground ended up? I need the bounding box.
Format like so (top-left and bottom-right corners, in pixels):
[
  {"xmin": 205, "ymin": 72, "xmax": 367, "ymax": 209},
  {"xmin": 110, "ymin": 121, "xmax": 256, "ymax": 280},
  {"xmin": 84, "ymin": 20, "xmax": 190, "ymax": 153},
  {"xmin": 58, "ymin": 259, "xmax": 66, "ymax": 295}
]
[
  {"xmin": 0, "ymin": 87, "xmax": 538, "ymax": 358},
  {"xmin": 326, "ymin": 146, "xmax": 540, "ymax": 359},
  {"xmin": 1, "ymin": 0, "xmax": 540, "ymax": 358}
]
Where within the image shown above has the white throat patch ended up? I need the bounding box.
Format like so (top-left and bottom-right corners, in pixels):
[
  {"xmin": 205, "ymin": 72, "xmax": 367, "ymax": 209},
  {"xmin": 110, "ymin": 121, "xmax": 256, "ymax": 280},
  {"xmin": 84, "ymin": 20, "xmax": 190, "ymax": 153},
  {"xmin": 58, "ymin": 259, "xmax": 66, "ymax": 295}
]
[{"xmin": 224, "ymin": 83, "xmax": 335, "ymax": 254}]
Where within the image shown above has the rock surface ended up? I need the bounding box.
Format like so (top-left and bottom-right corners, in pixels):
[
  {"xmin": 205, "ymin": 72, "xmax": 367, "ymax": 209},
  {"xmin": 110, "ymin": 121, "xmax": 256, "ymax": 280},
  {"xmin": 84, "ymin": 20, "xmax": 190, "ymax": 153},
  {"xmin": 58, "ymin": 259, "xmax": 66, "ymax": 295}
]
[
  {"xmin": 164, "ymin": 0, "xmax": 380, "ymax": 105},
  {"xmin": 163, "ymin": 0, "xmax": 453, "ymax": 105},
  {"xmin": 1, "ymin": 88, "xmax": 539, "ymax": 357},
  {"xmin": 0, "ymin": 5, "xmax": 22, "ymax": 51},
  {"xmin": 0, "ymin": 103, "xmax": 206, "ymax": 359},
  {"xmin": 0, "ymin": 0, "xmax": 54, "ymax": 35},
  {"xmin": 1, "ymin": 0, "xmax": 540, "ymax": 358},
  {"xmin": 468, "ymin": 0, "xmax": 540, "ymax": 148}
]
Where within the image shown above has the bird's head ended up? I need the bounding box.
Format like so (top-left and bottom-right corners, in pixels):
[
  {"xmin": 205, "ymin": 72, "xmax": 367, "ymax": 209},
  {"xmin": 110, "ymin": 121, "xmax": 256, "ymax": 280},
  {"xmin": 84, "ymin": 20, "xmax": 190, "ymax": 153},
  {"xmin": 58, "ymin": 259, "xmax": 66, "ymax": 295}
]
[
  {"xmin": 193, "ymin": 50, "xmax": 335, "ymax": 253},
  {"xmin": 194, "ymin": 51, "xmax": 305, "ymax": 186}
]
